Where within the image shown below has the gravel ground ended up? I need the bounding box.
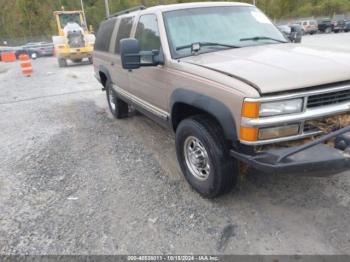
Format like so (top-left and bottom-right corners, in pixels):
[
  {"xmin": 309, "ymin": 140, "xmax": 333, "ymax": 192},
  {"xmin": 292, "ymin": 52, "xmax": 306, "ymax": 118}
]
[{"xmin": 1, "ymin": 34, "xmax": 350, "ymax": 255}]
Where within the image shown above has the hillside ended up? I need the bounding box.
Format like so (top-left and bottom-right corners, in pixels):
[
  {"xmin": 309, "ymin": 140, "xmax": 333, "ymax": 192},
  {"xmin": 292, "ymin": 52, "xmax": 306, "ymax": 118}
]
[{"xmin": 0, "ymin": 0, "xmax": 349, "ymax": 44}]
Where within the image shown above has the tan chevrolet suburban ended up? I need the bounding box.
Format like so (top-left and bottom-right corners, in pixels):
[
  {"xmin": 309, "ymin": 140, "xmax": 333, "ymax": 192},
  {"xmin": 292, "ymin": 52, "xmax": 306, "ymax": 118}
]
[{"xmin": 93, "ymin": 2, "xmax": 350, "ymax": 198}]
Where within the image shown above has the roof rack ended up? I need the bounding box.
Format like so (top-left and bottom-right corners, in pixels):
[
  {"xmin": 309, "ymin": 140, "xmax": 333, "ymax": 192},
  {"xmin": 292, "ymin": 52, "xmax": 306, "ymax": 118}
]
[{"xmin": 107, "ymin": 5, "xmax": 146, "ymax": 19}]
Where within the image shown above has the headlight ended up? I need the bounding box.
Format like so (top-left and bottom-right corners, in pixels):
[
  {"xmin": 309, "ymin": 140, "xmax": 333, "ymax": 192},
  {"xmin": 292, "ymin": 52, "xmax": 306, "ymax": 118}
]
[
  {"xmin": 240, "ymin": 98, "xmax": 304, "ymax": 142},
  {"xmin": 260, "ymin": 99, "xmax": 303, "ymax": 117}
]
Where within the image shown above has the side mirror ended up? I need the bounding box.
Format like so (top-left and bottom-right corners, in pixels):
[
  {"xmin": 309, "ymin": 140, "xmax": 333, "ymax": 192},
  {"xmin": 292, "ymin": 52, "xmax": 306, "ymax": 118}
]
[
  {"xmin": 120, "ymin": 38, "xmax": 141, "ymax": 70},
  {"xmin": 120, "ymin": 38, "xmax": 163, "ymax": 70}
]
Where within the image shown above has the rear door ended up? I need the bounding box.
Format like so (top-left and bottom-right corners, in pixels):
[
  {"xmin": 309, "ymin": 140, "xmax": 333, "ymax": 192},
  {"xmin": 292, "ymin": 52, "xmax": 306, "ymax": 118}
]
[
  {"xmin": 94, "ymin": 18, "xmax": 117, "ymax": 80},
  {"xmin": 110, "ymin": 16, "xmax": 135, "ymax": 92}
]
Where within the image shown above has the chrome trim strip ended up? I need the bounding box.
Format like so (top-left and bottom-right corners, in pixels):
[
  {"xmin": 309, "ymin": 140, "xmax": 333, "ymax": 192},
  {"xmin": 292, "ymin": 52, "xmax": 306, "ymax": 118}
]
[
  {"xmin": 113, "ymin": 84, "xmax": 169, "ymax": 120},
  {"xmin": 242, "ymin": 101, "xmax": 350, "ymax": 127},
  {"xmin": 241, "ymin": 131, "xmax": 323, "ymax": 146},
  {"xmin": 245, "ymin": 84, "xmax": 350, "ymax": 103}
]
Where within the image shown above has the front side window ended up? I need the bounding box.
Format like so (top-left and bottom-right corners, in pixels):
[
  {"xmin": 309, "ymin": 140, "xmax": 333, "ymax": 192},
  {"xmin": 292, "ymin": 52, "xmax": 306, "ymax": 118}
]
[
  {"xmin": 115, "ymin": 16, "xmax": 134, "ymax": 54},
  {"xmin": 135, "ymin": 14, "xmax": 161, "ymax": 51},
  {"xmin": 163, "ymin": 6, "xmax": 287, "ymax": 58}
]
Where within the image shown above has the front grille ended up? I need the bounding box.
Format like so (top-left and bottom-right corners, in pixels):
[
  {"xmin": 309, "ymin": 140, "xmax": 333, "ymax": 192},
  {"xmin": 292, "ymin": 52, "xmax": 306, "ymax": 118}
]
[
  {"xmin": 68, "ymin": 33, "xmax": 85, "ymax": 48},
  {"xmin": 307, "ymin": 89, "xmax": 350, "ymax": 108},
  {"xmin": 303, "ymin": 113, "xmax": 350, "ymax": 134}
]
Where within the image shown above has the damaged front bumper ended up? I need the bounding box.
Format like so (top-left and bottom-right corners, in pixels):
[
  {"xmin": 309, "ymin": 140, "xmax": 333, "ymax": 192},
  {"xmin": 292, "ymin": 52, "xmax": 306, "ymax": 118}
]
[{"xmin": 231, "ymin": 125, "xmax": 350, "ymax": 176}]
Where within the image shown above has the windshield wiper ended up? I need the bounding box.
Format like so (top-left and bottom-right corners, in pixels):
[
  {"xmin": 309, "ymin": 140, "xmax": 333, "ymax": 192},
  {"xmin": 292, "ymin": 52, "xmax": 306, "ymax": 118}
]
[
  {"xmin": 240, "ymin": 36, "xmax": 287, "ymax": 43},
  {"xmin": 176, "ymin": 42, "xmax": 240, "ymax": 51}
]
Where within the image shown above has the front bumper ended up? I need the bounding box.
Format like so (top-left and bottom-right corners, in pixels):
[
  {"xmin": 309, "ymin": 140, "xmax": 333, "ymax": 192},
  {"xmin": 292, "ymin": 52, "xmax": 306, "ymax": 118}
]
[{"xmin": 231, "ymin": 125, "xmax": 350, "ymax": 176}]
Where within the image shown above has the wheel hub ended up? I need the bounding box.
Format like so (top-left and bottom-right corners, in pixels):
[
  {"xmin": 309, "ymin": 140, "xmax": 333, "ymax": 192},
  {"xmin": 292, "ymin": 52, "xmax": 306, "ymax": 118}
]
[
  {"xmin": 184, "ymin": 136, "xmax": 210, "ymax": 180},
  {"xmin": 108, "ymin": 89, "xmax": 116, "ymax": 111}
]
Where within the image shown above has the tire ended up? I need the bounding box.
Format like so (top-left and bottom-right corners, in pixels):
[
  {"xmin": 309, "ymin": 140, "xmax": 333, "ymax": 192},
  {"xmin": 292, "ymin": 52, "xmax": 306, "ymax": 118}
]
[
  {"xmin": 58, "ymin": 58, "xmax": 67, "ymax": 67},
  {"xmin": 105, "ymin": 80, "xmax": 128, "ymax": 119},
  {"xmin": 31, "ymin": 52, "xmax": 38, "ymax": 60},
  {"xmin": 175, "ymin": 115, "xmax": 237, "ymax": 198},
  {"xmin": 88, "ymin": 57, "xmax": 93, "ymax": 64}
]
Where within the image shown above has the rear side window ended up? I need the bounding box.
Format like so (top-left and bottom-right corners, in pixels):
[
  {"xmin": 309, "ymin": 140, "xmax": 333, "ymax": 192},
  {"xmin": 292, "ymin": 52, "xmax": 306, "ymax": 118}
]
[
  {"xmin": 135, "ymin": 14, "xmax": 161, "ymax": 51},
  {"xmin": 95, "ymin": 19, "xmax": 116, "ymax": 52},
  {"xmin": 115, "ymin": 17, "xmax": 134, "ymax": 54}
]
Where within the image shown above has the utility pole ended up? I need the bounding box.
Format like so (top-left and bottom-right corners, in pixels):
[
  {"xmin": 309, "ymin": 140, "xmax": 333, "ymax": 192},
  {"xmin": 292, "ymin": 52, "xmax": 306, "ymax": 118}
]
[
  {"xmin": 104, "ymin": 0, "xmax": 110, "ymax": 17},
  {"xmin": 253, "ymin": 0, "xmax": 256, "ymax": 6}
]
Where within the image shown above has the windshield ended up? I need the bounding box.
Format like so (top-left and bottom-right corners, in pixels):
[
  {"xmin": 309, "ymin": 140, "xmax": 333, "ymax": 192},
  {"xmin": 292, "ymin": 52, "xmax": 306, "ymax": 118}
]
[
  {"xmin": 163, "ymin": 6, "xmax": 287, "ymax": 59},
  {"xmin": 59, "ymin": 13, "xmax": 82, "ymax": 28}
]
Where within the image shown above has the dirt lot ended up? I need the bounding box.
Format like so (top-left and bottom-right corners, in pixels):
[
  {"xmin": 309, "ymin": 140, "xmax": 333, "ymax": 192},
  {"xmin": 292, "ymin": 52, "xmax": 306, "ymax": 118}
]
[{"xmin": 1, "ymin": 33, "xmax": 350, "ymax": 255}]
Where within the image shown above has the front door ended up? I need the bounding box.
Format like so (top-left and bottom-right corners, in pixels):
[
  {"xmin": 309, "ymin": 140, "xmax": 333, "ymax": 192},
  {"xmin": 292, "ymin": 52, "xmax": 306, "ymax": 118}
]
[{"xmin": 128, "ymin": 14, "xmax": 168, "ymax": 113}]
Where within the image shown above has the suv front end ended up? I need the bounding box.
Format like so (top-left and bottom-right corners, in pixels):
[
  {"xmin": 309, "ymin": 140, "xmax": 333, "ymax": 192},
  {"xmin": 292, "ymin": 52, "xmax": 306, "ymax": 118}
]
[{"xmin": 233, "ymin": 82, "xmax": 350, "ymax": 175}]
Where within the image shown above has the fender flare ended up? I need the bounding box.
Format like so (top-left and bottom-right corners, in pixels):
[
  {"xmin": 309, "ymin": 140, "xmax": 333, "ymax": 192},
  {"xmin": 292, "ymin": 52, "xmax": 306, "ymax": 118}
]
[
  {"xmin": 170, "ymin": 89, "xmax": 237, "ymax": 141},
  {"xmin": 98, "ymin": 65, "xmax": 112, "ymax": 89}
]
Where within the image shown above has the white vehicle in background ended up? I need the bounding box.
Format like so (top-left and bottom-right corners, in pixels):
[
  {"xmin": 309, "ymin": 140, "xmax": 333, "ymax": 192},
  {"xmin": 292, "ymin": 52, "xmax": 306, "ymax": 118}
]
[{"xmin": 298, "ymin": 19, "xmax": 318, "ymax": 35}]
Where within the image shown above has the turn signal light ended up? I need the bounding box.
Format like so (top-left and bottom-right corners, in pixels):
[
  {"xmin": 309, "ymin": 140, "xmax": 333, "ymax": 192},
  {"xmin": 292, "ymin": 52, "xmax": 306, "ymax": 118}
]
[
  {"xmin": 241, "ymin": 101, "xmax": 260, "ymax": 118},
  {"xmin": 240, "ymin": 126, "xmax": 258, "ymax": 142}
]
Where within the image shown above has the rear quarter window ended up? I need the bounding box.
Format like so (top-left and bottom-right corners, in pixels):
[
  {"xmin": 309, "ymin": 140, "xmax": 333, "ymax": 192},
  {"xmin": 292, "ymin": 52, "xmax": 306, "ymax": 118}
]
[
  {"xmin": 115, "ymin": 16, "xmax": 134, "ymax": 54},
  {"xmin": 95, "ymin": 19, "xmax": 116, "ymax": 52}
]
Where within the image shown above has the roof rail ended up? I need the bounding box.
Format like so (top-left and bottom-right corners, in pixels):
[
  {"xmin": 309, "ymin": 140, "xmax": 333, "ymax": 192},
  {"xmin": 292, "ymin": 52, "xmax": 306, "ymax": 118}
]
[{"xmin": 107, "ymin": 5, "xmax": 146, "ymax": 19}]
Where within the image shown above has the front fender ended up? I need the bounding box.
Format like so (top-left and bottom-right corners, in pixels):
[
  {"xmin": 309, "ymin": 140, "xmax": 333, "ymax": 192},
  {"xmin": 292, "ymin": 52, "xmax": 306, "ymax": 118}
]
[{"xmin": 170, "ymin": 89, "xmax": 237, "ymax": 141}]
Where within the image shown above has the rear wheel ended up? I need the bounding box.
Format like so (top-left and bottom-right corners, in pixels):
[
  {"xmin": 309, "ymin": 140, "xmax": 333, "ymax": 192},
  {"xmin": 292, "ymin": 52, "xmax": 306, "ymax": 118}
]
[
  {"xmin": 175, "ymin": 116, "xmax": 237, "ymax": 198},
  {"xmin": 58, "ymin": 58, "xmax": 67, "ymax": 67},
  {"xmin": 106, "ymin": 80, "xmax": 128, "ymax": 119}
]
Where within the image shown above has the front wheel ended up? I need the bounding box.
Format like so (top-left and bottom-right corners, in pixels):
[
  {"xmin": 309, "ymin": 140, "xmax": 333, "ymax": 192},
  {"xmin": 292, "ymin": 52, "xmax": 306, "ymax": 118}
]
[
  {"xmin": 58, "ymin": 58, "xmax": 67, "ymax": 67},
  {"xmin": 31, "ymin": 52, "xmax": 38, "ymax": 59},
  {"xmin": 175, "ymin": 116, "xmax": 237, "ymax": 198},
  {"xmin": 106, "ymin": 80, "xmax": 129, "ymax": 119}
]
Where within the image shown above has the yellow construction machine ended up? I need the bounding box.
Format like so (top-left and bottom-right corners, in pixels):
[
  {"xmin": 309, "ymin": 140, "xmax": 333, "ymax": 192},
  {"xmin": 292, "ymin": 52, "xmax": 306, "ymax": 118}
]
[{"xmin": 52, "ymin": 10, "xmax": 95, "ymax": 67}]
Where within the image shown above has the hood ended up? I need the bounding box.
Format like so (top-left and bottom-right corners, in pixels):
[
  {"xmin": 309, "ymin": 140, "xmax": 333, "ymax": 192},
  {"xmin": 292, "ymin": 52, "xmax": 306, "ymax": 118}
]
[{"xmin": 182, "ymin": 44, "xmax": 350, "ymax": 94}]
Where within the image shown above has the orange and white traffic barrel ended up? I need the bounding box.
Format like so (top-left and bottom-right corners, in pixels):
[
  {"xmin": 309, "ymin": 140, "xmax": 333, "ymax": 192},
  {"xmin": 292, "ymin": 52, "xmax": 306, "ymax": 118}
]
[{"xmin": 19, "ymin": 54, "xmax": 33, "ymax": 76}]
